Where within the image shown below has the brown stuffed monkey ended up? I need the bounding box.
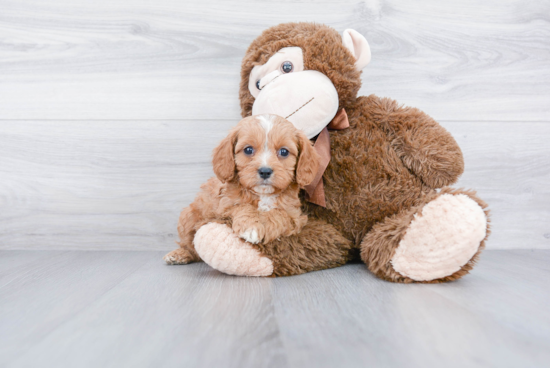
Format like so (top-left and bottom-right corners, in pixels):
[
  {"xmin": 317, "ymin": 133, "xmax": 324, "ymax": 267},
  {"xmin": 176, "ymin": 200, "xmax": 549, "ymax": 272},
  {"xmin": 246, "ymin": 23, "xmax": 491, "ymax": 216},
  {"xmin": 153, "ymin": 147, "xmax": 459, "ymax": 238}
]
[{"xmin": 166, "ymin": 22, "xmax": 490, "ymax": 283}]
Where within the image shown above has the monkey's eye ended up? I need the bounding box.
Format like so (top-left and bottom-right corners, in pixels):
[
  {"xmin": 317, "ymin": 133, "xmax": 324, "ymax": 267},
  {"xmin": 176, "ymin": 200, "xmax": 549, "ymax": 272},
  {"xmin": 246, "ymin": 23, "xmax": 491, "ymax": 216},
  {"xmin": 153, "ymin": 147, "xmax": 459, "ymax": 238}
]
[
  {"xmin": 281, "ymin": 61, "xmax": 293, "ymax": 73},
  {"xmin": 255, "ymin": 80, "xmax": 261, "ymax": 90},
  {"xmin": 244, "ymin": 146, "xmax": 254, "ymax": 155},
  {"xmin": 278, "ymin": 148, "xmax": 289, "ymax": 157}
]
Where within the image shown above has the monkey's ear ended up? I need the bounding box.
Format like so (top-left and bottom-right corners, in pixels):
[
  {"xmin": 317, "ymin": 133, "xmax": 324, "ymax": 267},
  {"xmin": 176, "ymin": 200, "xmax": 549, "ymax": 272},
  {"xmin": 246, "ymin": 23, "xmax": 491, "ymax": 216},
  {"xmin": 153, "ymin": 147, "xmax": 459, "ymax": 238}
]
[
  {"xmin": 212, "ymin": 128, "xmax": 238, "ymax": 183},
  {"xmin": 342, "ymin": 29, "xmax": 371, "ymax": 71}
]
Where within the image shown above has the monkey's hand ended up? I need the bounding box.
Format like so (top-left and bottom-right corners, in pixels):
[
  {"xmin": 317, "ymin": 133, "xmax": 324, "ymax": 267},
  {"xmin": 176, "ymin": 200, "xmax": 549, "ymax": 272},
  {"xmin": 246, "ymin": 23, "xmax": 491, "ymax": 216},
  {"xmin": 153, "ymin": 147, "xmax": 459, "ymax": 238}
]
[{"xmin": 194, "ymin": 223, "xmax": 274, "ymax": 277}]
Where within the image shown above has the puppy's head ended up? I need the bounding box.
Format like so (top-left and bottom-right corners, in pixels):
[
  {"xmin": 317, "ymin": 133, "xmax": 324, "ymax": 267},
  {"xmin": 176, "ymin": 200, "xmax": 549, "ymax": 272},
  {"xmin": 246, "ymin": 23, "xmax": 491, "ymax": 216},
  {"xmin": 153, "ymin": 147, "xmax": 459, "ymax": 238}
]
[{"xmin": 212, "ymin": 114, "xmax": 319, "ymax": 194}]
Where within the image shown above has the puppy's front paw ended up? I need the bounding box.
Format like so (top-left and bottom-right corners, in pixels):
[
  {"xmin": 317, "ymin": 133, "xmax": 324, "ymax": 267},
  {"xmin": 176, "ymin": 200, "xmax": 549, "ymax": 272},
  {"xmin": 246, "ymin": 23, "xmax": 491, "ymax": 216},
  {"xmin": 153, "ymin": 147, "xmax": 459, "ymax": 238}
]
[{"xmin": 240, "ymin": 228, "xmax": 261, "ymax": 244}]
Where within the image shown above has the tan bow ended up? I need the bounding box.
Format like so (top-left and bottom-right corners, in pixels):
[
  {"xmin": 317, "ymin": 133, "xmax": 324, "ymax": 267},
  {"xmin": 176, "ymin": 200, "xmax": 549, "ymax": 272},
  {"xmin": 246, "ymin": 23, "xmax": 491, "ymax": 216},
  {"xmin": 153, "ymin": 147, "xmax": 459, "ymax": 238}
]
[{"xmin": 304, "ymin": 108, "xmax": 349, "ymax": 207}]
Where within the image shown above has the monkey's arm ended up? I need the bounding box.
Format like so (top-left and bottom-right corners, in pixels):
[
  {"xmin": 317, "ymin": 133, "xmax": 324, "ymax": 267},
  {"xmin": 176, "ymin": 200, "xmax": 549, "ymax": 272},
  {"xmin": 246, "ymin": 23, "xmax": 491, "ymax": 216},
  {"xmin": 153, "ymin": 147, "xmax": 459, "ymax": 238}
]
[{"xmin": 377, "ymin": 98, "xmax": 464, "ymax": 188}]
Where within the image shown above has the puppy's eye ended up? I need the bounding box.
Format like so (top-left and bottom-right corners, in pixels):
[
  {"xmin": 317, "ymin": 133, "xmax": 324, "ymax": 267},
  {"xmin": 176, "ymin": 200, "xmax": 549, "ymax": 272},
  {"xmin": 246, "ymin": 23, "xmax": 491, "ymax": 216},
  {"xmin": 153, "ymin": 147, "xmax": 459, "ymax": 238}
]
[
  {"xmin": 281, "ymin": 61, "xmax": 293, "ymax": 73},
  {"xmin": 255, "ymin": 80, "xmax": 261, "ymax": 90},
  {"xmin": 244, "ymin": 146, "xmax": 254, "ymax": 155},
  {"xmin": 278, "ymin": 148, "xmax": 289, "ymax": 157}
]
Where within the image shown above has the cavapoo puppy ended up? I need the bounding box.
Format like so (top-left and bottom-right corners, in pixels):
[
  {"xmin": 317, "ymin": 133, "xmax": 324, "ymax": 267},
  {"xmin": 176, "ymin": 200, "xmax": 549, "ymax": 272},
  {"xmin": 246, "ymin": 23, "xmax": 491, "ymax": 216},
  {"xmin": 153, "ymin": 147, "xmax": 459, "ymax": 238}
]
[{"xmin": 164, "ymin": 114, "xmax": 320, "ymax": 265}]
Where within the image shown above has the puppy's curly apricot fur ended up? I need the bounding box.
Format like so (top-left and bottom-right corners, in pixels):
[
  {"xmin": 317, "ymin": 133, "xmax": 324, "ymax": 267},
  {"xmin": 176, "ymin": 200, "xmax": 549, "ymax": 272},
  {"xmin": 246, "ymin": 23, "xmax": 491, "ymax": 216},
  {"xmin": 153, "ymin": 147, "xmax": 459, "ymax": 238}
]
[{"xmin": 164, "ymin": 114, "xmax": 319, "ymax": 265}]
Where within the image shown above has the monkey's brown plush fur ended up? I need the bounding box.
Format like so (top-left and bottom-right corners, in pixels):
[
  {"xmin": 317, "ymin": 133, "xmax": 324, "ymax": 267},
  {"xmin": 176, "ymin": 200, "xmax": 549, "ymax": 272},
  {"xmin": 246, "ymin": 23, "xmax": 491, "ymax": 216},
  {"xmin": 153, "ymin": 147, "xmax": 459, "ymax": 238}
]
[{"xmin": 235, "ymin": 23, "xmax": 490, "ymax": 282}]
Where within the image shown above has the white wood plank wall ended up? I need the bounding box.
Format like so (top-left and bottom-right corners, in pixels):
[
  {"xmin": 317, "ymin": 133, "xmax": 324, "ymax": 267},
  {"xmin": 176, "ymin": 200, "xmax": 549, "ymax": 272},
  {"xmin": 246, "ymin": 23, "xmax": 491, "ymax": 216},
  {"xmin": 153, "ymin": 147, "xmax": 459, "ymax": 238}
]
[{"xmin": 0, "ymin": 0, "xmax": 548, "ymax": 250}]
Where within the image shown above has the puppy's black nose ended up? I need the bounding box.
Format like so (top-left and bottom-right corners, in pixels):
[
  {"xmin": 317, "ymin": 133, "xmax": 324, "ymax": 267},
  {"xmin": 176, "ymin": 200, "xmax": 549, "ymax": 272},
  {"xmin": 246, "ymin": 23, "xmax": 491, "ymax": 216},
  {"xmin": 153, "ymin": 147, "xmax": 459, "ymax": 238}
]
[{"xmin": 258, "ymin": 167, "xmax": 273, "ymax": 179}]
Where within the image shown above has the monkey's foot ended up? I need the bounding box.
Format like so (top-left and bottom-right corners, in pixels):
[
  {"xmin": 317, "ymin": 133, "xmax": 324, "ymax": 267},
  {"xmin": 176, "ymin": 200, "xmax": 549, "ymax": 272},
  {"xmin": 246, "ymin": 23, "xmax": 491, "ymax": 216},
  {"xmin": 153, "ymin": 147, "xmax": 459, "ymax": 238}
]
[
  {"xmin": 361, "ymin": 188, "xmax": 489, "ymax": 283},
  {"xmin": 194, "ymin": 223, "xmax": 274, "ymax": 277},
  {"xmin": 391, "ymin": 192, "xmax": 488, "ymax": 281}
]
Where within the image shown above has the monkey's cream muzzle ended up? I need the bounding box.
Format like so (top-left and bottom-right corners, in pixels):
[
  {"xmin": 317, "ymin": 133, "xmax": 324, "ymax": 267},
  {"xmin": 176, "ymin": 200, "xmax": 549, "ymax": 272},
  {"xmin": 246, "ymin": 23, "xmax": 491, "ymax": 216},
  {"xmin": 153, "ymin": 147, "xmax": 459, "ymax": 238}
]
[{"xmin": 252, "ymin": 70, "xmax": 339, "ymax": 139}]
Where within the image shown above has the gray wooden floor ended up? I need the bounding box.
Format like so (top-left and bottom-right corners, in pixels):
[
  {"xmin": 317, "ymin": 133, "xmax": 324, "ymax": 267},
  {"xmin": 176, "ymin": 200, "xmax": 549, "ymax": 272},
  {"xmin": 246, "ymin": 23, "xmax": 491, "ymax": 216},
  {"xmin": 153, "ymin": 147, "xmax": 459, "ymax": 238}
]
[{"xmin": 1, "ymin": 250, "xmax": 549, "ymax": 368}]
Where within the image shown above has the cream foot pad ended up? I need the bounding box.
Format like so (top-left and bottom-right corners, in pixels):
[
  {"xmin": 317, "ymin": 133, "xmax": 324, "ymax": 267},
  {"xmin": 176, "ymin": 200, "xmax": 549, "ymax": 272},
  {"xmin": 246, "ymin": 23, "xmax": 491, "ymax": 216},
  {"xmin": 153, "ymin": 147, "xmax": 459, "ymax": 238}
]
[
  {"xmin": 391, "ymin": 194, "xmax": 487, "ymax": 281},
  {"xmin": 194, "ymin": 223, "xmax": 274, "ymax": 277}
]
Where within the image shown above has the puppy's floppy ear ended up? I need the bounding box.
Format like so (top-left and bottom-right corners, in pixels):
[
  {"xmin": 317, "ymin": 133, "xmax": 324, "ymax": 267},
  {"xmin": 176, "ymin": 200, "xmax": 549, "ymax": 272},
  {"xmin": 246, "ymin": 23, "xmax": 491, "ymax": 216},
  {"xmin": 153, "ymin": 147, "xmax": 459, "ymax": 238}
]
[
  {"xmin": 212, "ymin": 127, "xmax": 239, "ymax": 183},
  {"xmin": 296, "ymin": 131, "xmax": 320, "ymax": 187}
]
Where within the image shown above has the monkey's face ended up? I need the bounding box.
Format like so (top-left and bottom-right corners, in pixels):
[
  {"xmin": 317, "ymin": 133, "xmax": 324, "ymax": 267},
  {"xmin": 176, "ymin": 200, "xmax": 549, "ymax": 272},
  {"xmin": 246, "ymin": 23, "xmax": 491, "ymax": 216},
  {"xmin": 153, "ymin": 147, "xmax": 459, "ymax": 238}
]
[
  {"xmin": 245, "ymin": 28, "xmax": 371, "ymax": 139},
  {"xmin": 249, "ymin": 47, "xmax": 339, "ymax": 139}
]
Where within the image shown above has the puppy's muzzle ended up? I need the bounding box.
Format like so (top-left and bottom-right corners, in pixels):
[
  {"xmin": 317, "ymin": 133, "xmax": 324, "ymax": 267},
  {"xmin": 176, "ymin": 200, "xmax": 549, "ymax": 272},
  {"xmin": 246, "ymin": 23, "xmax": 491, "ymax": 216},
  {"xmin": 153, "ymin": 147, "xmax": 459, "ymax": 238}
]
[{"xmin": 258, "ymin": 167, "xmax": 273, "ymax": 179}]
